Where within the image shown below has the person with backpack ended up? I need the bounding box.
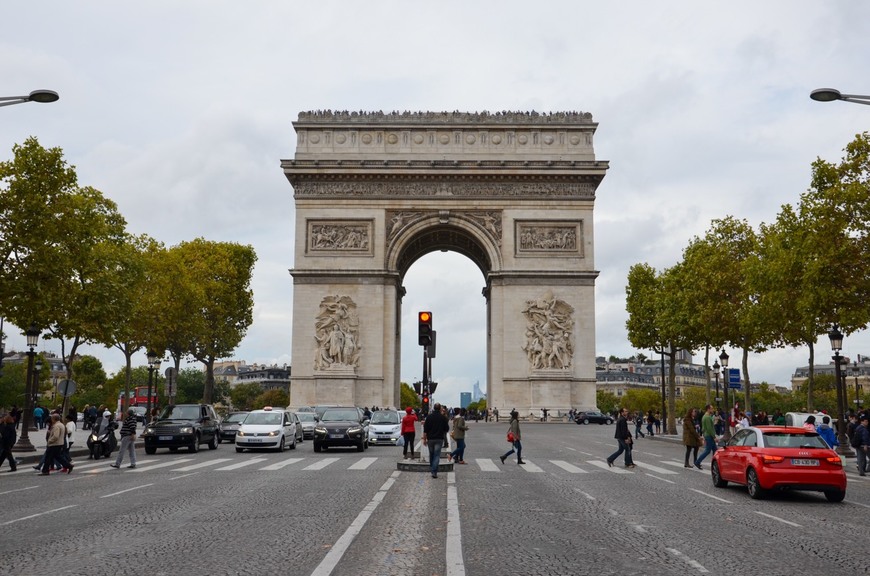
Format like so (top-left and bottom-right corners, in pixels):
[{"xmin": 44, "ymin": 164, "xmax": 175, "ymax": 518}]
[{"xmin": 852, "ymin": 414, "xmax": 870, "ymax": 476}]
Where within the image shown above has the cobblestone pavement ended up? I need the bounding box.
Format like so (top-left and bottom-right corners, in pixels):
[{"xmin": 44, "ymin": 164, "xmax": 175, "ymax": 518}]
[{"xmin": 1, "ymin": 422, "xmax": 868, "ymax": 575}]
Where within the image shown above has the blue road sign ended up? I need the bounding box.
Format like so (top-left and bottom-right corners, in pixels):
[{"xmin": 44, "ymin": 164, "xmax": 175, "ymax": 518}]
[{"xmin": 728, "ymin": 368, "xmax": 741, "ymax": 389}]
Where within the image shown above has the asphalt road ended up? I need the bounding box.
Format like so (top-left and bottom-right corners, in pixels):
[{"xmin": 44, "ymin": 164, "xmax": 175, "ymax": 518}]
[{"xmin": 1, "ymin": 421, "xmax": 868, "ymax": 576}]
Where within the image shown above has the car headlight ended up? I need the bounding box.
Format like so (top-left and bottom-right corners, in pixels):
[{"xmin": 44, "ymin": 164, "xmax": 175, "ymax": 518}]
[
  {"xmin": 144, "ymin": 428, "xmax": 155, "ymax": 435},
  {"xmin": 347, "ymin": 426, "xmax": 362, "ymax": 435},
  {"xmin": 237, "ymin": 430, "xmax": 246, "ymax": 436},
  {"xmin": 314, "ymin": 426, "xmax": 327, "ymax": 434},
  {"xmin": 268, "ymin": 430, "xmax": 279, "ymax": 437},
  {"xmin": 180, "ymin": 427, "xmax": 193, "ymax": 434}
]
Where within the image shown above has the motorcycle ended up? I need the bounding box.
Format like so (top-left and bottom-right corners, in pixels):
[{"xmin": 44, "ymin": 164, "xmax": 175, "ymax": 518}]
[{"xmin": 87, "ymin": 421, "xmax": 118, "ymax": 459}]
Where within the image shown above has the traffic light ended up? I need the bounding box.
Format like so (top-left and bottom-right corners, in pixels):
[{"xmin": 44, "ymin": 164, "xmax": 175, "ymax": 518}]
[
  {"xmin": 421, "ymin": 392, "xmax": 430, "ymax": 415},
  {"xmin": 418, "ymin": 311, "xmax": 433, "ymax": 346}
]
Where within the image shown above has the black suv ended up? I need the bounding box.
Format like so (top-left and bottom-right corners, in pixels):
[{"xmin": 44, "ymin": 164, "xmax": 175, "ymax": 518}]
[
  {"xmin": 142, "ymin": 404, "xmax": 220, "ymax": 454},
  {"xmin": 313, "ymin": 407, "xmax": 370, "ymax": 452}
]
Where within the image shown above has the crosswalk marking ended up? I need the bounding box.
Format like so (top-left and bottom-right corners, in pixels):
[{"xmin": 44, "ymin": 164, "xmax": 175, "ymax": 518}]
[
  {"xmin": 633, "ymin": 461, "xmax": 677, "ymax": 475},
  {"xmin": 587, "ymin": 460, "xmax": 631, "ymax": 473},
  {"xmin": 131, "ymin": 459, "xmax": 194, "ymax": 472},
  {"xmin": 550, "ymin": 460, "xmax": 587, "ymax": 473},
  {"xmin": 82, "ymin": 459, "xmax": 161, "ymax": 474},
  {"xmin": 348, "ymin": 457, "xmax": 377, "ymax": 470},
  {"xmin": 476, "ymin": 458, "xmax": 501, "ymax": 472},
  {"xmin": 518, "ymin": 460, "xmax": 544, "ymax": 473},
  {"xmin": 172, "ymin": 458, "xmax": 233, "ymax": 472},
  {"xmin": 260, "ymin": 458, "xmax": 304, "ymax": 471},
  {"xmin": 214, "ymin": 458, "xmax": 268, "ymax": 471},
  {"xmin": 662, "ymin": 460, "xmax": 706, "ymax": 473},
  {"xmin": 304, "ymin": 457, "xmax": 340, "ymax": 471}
]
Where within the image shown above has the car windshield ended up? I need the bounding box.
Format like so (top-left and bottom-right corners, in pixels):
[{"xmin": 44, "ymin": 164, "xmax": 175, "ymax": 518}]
[
  {"xmin": 296, "ymin": 413, "xmax": 316, "ymax": 422},
  {"xmin": 225, "ymin": 413, "xmax": 248, "ymax": 423},
  {"xmin": 159, "ymin": 406, "xmax": 200, "ymax": 420},
  {"xmin": 321, "ymin": 409, "xmax": 360, "ymax": 422},
  {"xmin": 763, "ymin": 431, "xmax": 830, "ymax": 449},
  {"xmin": 371, "ymin": 412, "xmax": 399, "ymax": 424},
  {"xmin": 244, "ymin": 413, "xmax": 283, "ymax": 426}
]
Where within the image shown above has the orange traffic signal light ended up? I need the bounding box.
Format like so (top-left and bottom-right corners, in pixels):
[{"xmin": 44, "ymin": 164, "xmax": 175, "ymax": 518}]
[{"xmin": 418, "ymin": 311, "xmax": 433, "ymax": 346}]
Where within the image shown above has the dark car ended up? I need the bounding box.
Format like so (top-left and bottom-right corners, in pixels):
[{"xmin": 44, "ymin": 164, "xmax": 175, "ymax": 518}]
[
  {"xmin": 142, "ymin": 404, "xmax": 220, "ymax": 454},
  {"xmin": 575, "ymin": 410, "xmax": 614, "ymax": 425},
  {"xmin": 217, "ymin": 411, "xmax": 249, "ymax": 444},
  {"xmin": 313, "ymin": 407, "xmax": 370, "ymax": 452}
]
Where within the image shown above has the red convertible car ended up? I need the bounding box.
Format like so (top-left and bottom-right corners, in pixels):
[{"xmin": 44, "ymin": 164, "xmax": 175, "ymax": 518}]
[{"xmin": 711, "ymin": 426, "xmax": 847, "ymax": 502}]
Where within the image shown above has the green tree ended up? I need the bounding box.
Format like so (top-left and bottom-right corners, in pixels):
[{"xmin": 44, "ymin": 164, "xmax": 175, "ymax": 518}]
[
  {"xmin": 230, "ymin": 382, "xmax": 263, "ymax": 411},
  {"xmin": 400, "ymin": 382, "xmax": 419, "ymax": 410},
  {"xmin": 253, "ymin": 389, "xmax": 289, "ymax": 410},
  {"xmin": 174, "ymin": 368, "xmax": 206, "ymax": 404},
  {"xmin": 620, "ymin": 389, "xmax": 661, "ymax": 414},
  {"xmin": 0, "ymin": 359, "xmax": 27, "ymax": 411},
  {"xmin": 596, "ymin": 390, "xmax": 619, "ymax": 414},
  {"xmin": 68, "ymin": 355, "xmax": 108, "ymax": 408}
]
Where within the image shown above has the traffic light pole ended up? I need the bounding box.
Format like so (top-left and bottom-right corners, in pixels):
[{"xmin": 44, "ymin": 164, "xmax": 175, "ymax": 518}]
[{"xmin": 421, "ymin": 348, "xmax": 430, "ymax": 414}]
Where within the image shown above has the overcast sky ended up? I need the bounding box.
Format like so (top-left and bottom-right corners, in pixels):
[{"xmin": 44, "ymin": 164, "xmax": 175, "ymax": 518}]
[{"xmin": 3, "ymin": 2, "xmax": 870, "ymax": 408}]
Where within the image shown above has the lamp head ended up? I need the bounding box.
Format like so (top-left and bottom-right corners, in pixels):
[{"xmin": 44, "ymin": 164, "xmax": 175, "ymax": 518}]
[
  {"xmin": 810, "ymin": 88, "xmax": 842, "ymax": 102},
  {"xmin": 719, "ymin": 349, "xmax": 729, "ymax": 368},
  {"xmin": 28, "ymin": 89, "xmax": 59, "ymax": 103},
  {"xmin": 828, "ymin": 324, "xmax": 844, "ymax": 353}
]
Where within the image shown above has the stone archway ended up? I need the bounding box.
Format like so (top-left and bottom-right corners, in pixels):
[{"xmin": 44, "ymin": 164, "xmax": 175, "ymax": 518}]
[{"xmin": 282, "ymin": 111, "xmax": 608, "ymax": 414}]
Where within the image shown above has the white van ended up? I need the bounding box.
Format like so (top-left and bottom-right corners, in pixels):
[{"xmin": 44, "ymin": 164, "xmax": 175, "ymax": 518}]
[{"xmin": 784, "ymin": 412, "xmax": 830, "ymax": 428}]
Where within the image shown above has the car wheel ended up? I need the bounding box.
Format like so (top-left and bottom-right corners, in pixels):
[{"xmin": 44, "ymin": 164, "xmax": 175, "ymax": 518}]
[
  {"xmin": 145, "ymin": 447, "xmax": 156, "ymax": 455},
  {"xmin": 235, "ymin": 447, "xmax": 243, "ymax": 453},
  {"xmin": 208, "ymin": 433, "xmax": 218, "ymax": 450},
  {"xmin": 583, "ymin": 419, "xmax": 589, "ymax": 425},
  {"xmin": 824, "ymin": 489, "xmax": 845, "ymax": 503},
  {"xmin": 606, "ymin": 419, "xmax": 613, "ymax": 425},
  {"xmin": 746, "ymin": 468, "xmax": 765, "ymax": 500},
  {"xmin": 289, "ymin": 433, "xmax": 297, "ymax": 450},
  {"xmin": 711, "ymin": 461, "xmax": 728, "ymax": 488},
  {"xmin": 356, "ymin": 440, "xmax": 365, "ymax": 452},
  {"xmin": 277, "ymin": 437, "xmax": 285, "ymax": 452},
  {"xmin": 189, "ymin": 435, "xmax": 200, "ymax": 453},
  {"xmin": 217, "ymin": 436, "xmax": 222, "ymax": 444},
  {"xmin": 313, "ymin": 442, "xmax": 322, "ymax": 453}
]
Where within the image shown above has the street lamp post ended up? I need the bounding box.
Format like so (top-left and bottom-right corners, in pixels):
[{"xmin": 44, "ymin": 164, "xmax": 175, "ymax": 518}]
[
  {"xmin": 720, "ymin": 349, "xmax": 731, "ymax": 442},
  {"xmin": 0, "ymin": 90, "xmax": 60, "ymax": 108},
  {"xmin": 854, "ymin": 361, "xmax": 863, "ymax": 410},
  {"xmin": 828, "ymin": 325, "xmax": 855, "ymax": 457},
  {"xmin": 146, "ymin": 351, "xmax": 157, "ymax": 425},
  {"xmin": 712, "ymin": 359, "xmax": 721, "ymax": 412},
  {"xmin": 810, "ymin": 88, "xmax": 870, "ymax": 106},
  {"xmin": 12, "ymin": 324, "xmax": 40, "ymax": 452}
]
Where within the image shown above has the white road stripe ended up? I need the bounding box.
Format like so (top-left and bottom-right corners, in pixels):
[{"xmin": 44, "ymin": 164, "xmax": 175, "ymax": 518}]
[
  {"xmin": 663, "ymin": 460, "xmax": 706, "ymax": 473},
  {"xmin": 100, "ymin": 484, "xmax": 154, "ymax": 499},
  {"xmin": 83, "ymin": 459, "xmax": 160, "ymax": 474},
  {"xmin": 260, "ymin": 458, "xmax": 304, "ymax": 471},
  {"xmin": 688, "ymin": 488, "xmax": 732, "ymax": 503},
  {"xmin": 446, "ymin": 473, "xmax": 466, "ymax": 576},
  {"xmin": 476, "ymin": 458, "xmax": 501, "ymax": 472},
  {"xmin": 172, "ymin": 458, "xmax": 233, "ymax": 472},
  {"xmin": 214, "ymin": 458, "xmax": 268, "ymax": 471},
  {"xmin": 587, "ymin": 460, "xmax": 631, "ymax": 473},
  {"xmin": 1, "ymin": 505, "xmax": 77, "ymax": 526},
  {"xmin": 519, "ymin": 460, "xmax": 544, "ymax": 473},
  {"xmin": 0, "ymin": 485, "xmax": 39, "ymax": 496},
  {"xmin": 667, "ymin": 547, "xmax": 709, "ymax": 573},
  {"xmin": 754, "ymin": 511, "xmax": 802, "ymax": 527},
  {"xmin": 130, "ymin": 458, "xmax": 194, "ymax": 472},
  {"xmin": 633, "ymin": 461, "xmax": 677, "ymax": 475},
  {"xmin": 304, "ymin": 457, "xmax": 340, "ymax": 471},
  {"xmin": 550, "ymin": 460, "xmax": 587, "ymax": 473},
  {"xmin": 348, "ymin": 457, "xmax": 377, "ymax": 470},
  {"xmin": 645, "ymin": 474, "xmax": 675, "ymax": 484},
  {"xmin": 845, "ymin": 500, "xmax": 870, "ymax": 509}
]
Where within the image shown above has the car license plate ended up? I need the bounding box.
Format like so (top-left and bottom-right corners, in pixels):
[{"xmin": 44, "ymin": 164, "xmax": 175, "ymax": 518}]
[
  {"xmin": 329, "ymin": 434, "xmax": 344, "ymax": 439},
  {"xmin": 247, "ymin": 438, "xmax": 261, "ymax": 442},
  {"xmin": 791, "ymin": 458, "xmax": 819, "ymax": 466},
  {"xmin": 158, "ymin": 436, "xmax": 173, "ymax": 441}
]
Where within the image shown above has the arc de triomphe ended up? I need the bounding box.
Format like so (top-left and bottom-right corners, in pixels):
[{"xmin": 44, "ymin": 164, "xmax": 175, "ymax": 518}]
[{"xmin": 281, "ymin": 111, "xmax": 608, "ymax": 414}]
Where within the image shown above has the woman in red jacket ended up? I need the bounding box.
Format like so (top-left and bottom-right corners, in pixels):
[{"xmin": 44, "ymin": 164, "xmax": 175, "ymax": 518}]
[{"xmin": 401, "ymin": 407, "xmax": 418, "ymax": 459}]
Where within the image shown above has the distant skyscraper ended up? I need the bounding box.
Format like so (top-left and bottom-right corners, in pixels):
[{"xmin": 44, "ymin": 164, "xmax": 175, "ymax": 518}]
[
  {"xmin": 472, "ymin": 380, "xmax": 486, "ymax": 401},
  {"xmin": 460, "ymin": 392, "xmax": 472, "ymax": 408}
]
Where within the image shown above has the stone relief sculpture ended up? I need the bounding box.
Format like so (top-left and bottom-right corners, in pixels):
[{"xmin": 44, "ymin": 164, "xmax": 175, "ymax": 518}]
[
  {"xmin": 386, "ymin": 211, "xmax": 424, "ymax": 242},
  {"xmin": 308, "ymin": 222, "xmax": 371, "ymax": 252},
  {"xmin": 519, "ymin": 225, "xmax": 577, "ymax": 251},
  {"xmin": 466, "ymin": 211, "xmax": 502, "ymax": 246},
  {"xmin": 314, "ymin": 295, "xmax": 361, "ymax": 370},
  {"xmin": 522, "ymin": 293, "xmax": 574, "ymax": 370}
]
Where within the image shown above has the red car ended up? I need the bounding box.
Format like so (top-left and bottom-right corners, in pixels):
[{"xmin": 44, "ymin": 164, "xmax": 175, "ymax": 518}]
[{"xmin": 711, "ymin": 426, "xmax": 847, "ymax": 502}]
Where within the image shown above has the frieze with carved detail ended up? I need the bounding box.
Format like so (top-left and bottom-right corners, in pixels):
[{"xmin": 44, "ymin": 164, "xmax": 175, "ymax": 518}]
[
  {"xmin": 314, "ymin": 295, "xmax": 361, "ymax": 371},
  {"xmin": 307, "ymin": 221, "xmax": 372, "ymax": 253},
  {"xmin": 516, "ymin": 221, "xmax": 583, "ymax": 256},
  {"xmin": 294, "ymin": 181, "xmax": 595, "ymax": 198},
  {"xmin": 296, "ymin": 110, "xmax": 595, "ymax": 124}
]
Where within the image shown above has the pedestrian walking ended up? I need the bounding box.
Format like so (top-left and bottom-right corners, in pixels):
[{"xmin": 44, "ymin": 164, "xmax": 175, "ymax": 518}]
[
  {"xmin": 40, "ymin": 414, "xmax": 73, "ymax": 475},
  {"xmin": 817, "ymin": 416, "xmax": 838, "ymax": 449},
  {"xmin": 500, "ymin": 410, "xmax": 525, "ymax": 465},
  {"xmin": 634, "ymin": 412, "xmax": 645, "ymax": 439},
  {"xmin": 111, "ymin": 408, "xmax": 138, "ymax": 469},
  {"xmin": 400, "ymin": 406, "xmax": 417, "ymax": 459},
  {"xmin": 606, "ymin": 408, "xmax": 634, "ymax": 468},
  {"xmin": 646, "ymin": 411, "xmax": 655, "ymax": 437},
  {"xmin": 422, "ymin": 402, "xmax": 449, "ymax": 478},
  {"xmin": 853, "ymin": 415, "xmax": 870, "ymax": 476},
  {"xmin": 682, "ymin": 408, "xmax": 702, "ymax": 468},
  {"xmin": 0, "ymin": 414, "xmax": 17, "ymax": 472},
  {"xmin": 448, "ymin": 408, "xmax": 469, "ymax": 464},
  {"xmin": 693, "ymin": 404, "xmax": 718, "ymax": 470},
  {"xmin": 493, "ymin": 407, "xmax": 499, "ymax": 423},
  {"xmin": 61, "ymin": 415, "xmax": 76, "ymax": 463}
]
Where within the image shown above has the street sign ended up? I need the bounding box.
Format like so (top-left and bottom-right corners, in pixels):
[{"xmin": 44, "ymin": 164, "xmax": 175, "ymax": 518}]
[
  {"xmin": 728, "ymin": 368, "xmax": 741, "ymax": 389},
  {"xmin": 164, "ymin": 367, "xmax": 177, "ymax": 397},
  {"xmin": 56, "ymin": 379, "xmax": 77, "ymax": 397}
]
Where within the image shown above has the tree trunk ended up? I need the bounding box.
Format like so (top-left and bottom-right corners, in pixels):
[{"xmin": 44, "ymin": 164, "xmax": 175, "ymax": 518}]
[
  {"xmin": 806, "ymin": 342, "xmax": 815, "ymax": 412},
  {"xmin": 742, "ymin": 348, "xmax": 752, "ymax": 414}
]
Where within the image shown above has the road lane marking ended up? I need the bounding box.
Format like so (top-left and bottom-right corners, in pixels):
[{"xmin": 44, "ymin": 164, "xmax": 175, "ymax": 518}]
[
  {"xmin": 304, "ymin": 457, "xmax": 340, "ymax": 471},
  {"xmin": 348, "ymin": 457, "xmax": 377, "ymax": 470},
  {"xmin": 573, "ymin": 488, "xmax": 595, "ymax": 500},
  {"xmin": 260, "ymin": 458, "xmax": 304, "ymax": 471},
  {"xmin": 82, "ymin": 459, "xmax": 160, "ymax": 474},
  {"xmin": 845, "ymin": 500, "xmax": 870, "ymax": 509},
  {"xmin": 587, "ymin": 460, "xmax": 631, "ymax": 473},
  {"xmin": 214, "ymin": 457, "xmax": 268, "ymax": 471},
  {"xmin": 0, "ymin": 485, "xmax": 39, "ymax": 496},
  {"xmin": 310, "ymin": 471, "xmax": 400, "ymax": 576},
  {"xmin": 446, "ymin": 472, "xmax": 466, "ymax": 576},
  {"xmin": 634, "ymin": 461, "xmax": 677, "ymax": 475},
  {"xmin": 551, "ymin": 460, "xmax": 587, "ymax": 473},
  {"xmin": 663, "ymin": 460, "xmax": 706, "ymax": 473},
  {"xmin": 1, "ymin": 505, "xmax": 78, "ymax": 526},
  {"xmin": 171, "ymin": 458, "xmax": 233, "ymax": 472},
  {"xmin": 100, "ymin": 484, "xmax": 154, "ymax": 499},
  {"xmin": 667, "ymin": 548, "xmax": 709, "ymax": 573},
  {"xmin": 518, "ymin": 460, "xmax": 544, "ymax": 473},
  {"xmin": 645, "ymin": 474, "xmax": 675, "ymax": 484},
  {"xmin": 476, "ymin": 458, "xmax": 500, "ymax": 471},
  {"xmin": 170, "ymin": 472, "xmax": 200, "ymax": 480},
  {"xmin": 131, "ymin": 459, "xmax": 194, "ymax": 472},
  {"xmin": 754, "ymin": 511, "xmax": 802, "ymax": 527},
  {"xmin": 688, "ymin": 488, "xmax": 732, "ymax": 503}
]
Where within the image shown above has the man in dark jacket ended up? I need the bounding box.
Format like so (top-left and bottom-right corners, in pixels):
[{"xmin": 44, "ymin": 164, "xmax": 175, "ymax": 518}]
[
  {"xmin": 0, "ymin": 414, "xmax": 17, "ymax": 471},
  {"xmin": 422, "ymin": 402, "xmax": 449, "ymax": 478},
  {"xmin": 854, "ymin": 415, "xmax": 870, "ymax": 477},
  {"xmin": 606, "ymin": 408, "xmax": 635, "ymax": 468}
]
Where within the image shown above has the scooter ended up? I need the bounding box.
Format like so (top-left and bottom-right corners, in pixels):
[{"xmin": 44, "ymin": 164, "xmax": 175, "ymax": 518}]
[{"xmin": 87, "ymin": 422, "xmax": 118, "ymax": 459}]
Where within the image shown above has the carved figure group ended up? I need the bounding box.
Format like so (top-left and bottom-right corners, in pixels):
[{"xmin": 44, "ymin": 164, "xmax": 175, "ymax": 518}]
[
  {"xmin": 519, "ymin": 226, "xmax": 577, "ymax": 251},
  {"xmin": 310, "ymin": 224, "xmax": 370, "ymax": 251},
  {"xmin": 314, "ymin": 296, "xmax": 361, "ymax": 370},
  {"xmin": 522, "ymin": 294, "xmax": 574, "ymax": 370}
]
